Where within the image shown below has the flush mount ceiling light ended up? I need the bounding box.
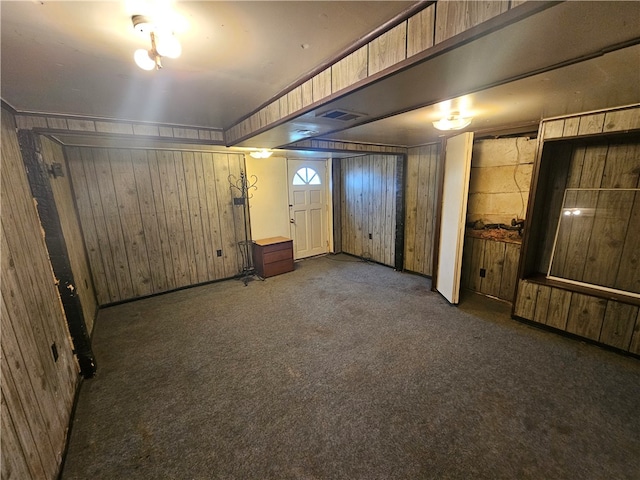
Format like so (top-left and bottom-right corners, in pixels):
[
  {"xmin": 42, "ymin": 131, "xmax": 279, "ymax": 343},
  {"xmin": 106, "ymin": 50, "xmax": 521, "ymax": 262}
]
[
  {"xmin": 249, "ymin": 149, "xmax": 274, "ymax": 159},
  {"xmin": 132, "ymin": 15, "xmax": 182, "ymax": 71},
  {"xmin": 432, "ymin": 110, "xmax": 473, "ymax": 131}
]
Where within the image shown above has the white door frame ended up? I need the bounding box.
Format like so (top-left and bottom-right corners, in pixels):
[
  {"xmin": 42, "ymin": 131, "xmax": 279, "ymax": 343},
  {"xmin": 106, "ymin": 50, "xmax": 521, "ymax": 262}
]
[{"xmin": 286, "ymin": 157, "xmax": 332, "ymax": 259}]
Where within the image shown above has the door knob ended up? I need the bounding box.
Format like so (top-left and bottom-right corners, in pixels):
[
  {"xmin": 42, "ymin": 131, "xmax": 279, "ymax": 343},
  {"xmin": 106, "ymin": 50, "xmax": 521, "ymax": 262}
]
[{"xmin": 290, "ymin": 219, "xmax": 295, "ymax": 224}]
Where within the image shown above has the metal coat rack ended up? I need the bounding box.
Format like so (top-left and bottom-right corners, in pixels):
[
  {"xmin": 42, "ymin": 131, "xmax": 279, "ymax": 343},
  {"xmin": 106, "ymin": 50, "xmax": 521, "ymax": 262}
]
[{"xmin": 228, "ymin": 170, "xmax": 258, "ymax": 285}]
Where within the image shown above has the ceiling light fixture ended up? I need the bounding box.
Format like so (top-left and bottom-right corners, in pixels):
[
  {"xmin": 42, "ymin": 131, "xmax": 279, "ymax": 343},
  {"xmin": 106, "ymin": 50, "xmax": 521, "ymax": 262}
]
[
  {"xmin": 432, "ymin": 111, "xmax": 473, "ymax": 131},
  {"xmin": 249, "ymin": 149, "xmax": 274, "ymax": 159},
  {"xmin": 132, "ymin": 15, "xmax": 181, "ymax": 71}
]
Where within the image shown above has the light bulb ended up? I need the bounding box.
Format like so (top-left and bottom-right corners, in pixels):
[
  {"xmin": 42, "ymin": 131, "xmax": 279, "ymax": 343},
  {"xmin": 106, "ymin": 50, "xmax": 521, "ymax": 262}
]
[
  {"xmin": 432, "ymin": 116, "xmax": 472, "ymax": 131},
  {"xmin": 155, "ymin": 34, "xmax": 182, "ymax": 59},
  {"xmin": 134, "ymin": 49, "xmax": 156, "ymax": 70}
]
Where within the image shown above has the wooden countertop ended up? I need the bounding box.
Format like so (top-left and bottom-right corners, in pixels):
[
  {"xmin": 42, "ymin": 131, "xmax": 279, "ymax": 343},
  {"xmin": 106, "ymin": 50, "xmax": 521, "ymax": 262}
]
[{"xmin": 254, "ymin": 236, "xmax": 292, "ymax": 246}]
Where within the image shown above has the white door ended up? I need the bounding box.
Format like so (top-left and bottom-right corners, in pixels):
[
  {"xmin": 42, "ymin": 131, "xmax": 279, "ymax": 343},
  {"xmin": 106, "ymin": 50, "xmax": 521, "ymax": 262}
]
[
  {"xmin": 288, "ymin": 159, "xmax": 328, "ymax": 259},
  {"xmin": 436, "ymin": 132, "xmax": 474, "ymax": 304}
]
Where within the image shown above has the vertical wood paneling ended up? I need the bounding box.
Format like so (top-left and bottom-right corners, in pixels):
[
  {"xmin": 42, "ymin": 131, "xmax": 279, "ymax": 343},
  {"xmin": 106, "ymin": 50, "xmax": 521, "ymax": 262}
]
[
  {"xmin": 368, "ymin": 22, "xmax": 407, "ymax": 75},
  {"xmin": 332, "ymin": 45, "xmax": 368, "ymax": 93},
  {"xmin": 110, "ymin": 149, "xmax": 152, "ymax": 297},
  {"xmin": 404, "ymin": 144, "xmax": 440, "ymax": 276},
  {"xmin": 499, "ymin": 243, "xmax": 520, "ymax": 301},
  {"xmin": 131, "ymin": 150, "xmax": 169, "ymax": 293},
  {"xmin": 435, "ymin": 0, "xmax": 509, "ymax": 44},
  {"xmin": 599, "ymin": 302, "xmax": 638, "ymax": 350},
  {"xmin": 479, "ymin": 239, "xmax": 506, "ymax": 297},
  {"xmin": 566, "ymin": 294, "xmax": 607, "ymax": 341},
  {"xmin": 94, "ymin": 148, "xmax": 136, "ymax": 299},
  {"xmin": 407, "ymin": 3, "xmax": 435, "ymax": 57},
  {"xmin": 516, "ymin": 107, "xmax": 640, "ymax": 353},
  {"xmin": 66, "ymin": 148, "xmax": 117, "ymax": 304},
  {"xmin": 462, "ymin": 236, "xmax": 520, "ymax": 303},
  {"xmin": 332, "ymin": 158, "xmax": 342, "ymax": 253},
  {"xmin": 630, "ymin": 310, "xmax": 640, "ymax": 355},
  {"xmin": 340, "ymin": 154, "xmax": 398, "ymax": 266},
  {"xmin": 213, "ymin": 153, "xmax": 241, "ymax": 278},
  {"xmin": 67, "ymin": 146, "xmax": 245, "ymax": 304},
  {"xmin": 514, "ymin": 280, "xmax": 538, "ymax": 319},
  {"xmin": 1, "ymin": 107, "xmax": 79, "ymax": 479},
  {"xmin": 545, "ymin": 288, "xmax": 572, "ymax": 330}
]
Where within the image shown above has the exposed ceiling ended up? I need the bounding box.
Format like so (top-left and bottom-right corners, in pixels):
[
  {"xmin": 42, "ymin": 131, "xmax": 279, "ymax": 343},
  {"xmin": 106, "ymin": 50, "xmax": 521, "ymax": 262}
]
[{"xmin": 2, "ymin": 1, "xmax": 640, "ymax": 150}]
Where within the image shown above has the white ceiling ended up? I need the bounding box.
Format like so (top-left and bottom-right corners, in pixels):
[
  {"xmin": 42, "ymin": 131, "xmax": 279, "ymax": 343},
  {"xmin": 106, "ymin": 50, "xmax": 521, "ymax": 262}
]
[
  {"xmin": 2, "ymin": 1, "xmax": 640, "ymax": 149},
  {"xmin": 1, "ymin": 1, "xmax": 413, "ymax": 128}
]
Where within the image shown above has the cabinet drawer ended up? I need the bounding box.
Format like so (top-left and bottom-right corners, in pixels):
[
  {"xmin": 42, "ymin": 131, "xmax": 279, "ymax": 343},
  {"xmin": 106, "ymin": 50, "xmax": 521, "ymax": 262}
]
[
  {"xmin": 263, "ymin": 258, "xmax": 294, "ymax": 278},
  {"xmin": 261, "ymin": 241, "xmax": 291, "ymax": 254},
  {"xmin": 264, "ymin": 249, "xmax": 293, "ymax": 264}
]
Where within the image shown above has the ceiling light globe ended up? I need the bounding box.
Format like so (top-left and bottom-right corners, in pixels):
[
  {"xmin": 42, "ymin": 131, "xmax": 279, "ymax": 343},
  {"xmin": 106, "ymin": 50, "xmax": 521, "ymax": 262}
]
[
  {"xmin": 134, "ymin": 49, "xmax": 156, "ymax": 70},
  {"xmin": 155, "ymin": 35, "xmax": 182, "ymax": 59}
]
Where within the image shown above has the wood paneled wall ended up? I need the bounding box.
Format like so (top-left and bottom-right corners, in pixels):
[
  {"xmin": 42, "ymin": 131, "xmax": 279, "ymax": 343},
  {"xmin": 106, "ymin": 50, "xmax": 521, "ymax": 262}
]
[
  {"xmin": 66, "ymin": 146, "xmax": 246, "ymax": 305},
  {"xmin": 515, "ymin": 105, "xmax": 640, "ymax": 353},
  {"xmin": 340, "ymin": 154, "xmax": 399, "ymax": 267},
  {"xmin": 1, "ymin": 108, "xmax": 79, "ymax": 479},
  {"xmin": 515, "ymin": 280, "xmax": 640, "ymax": 354},
  {"xmin": 404, "ymin": 143, "xmax": 440, "ymax": 276},
  {"xmin": 548, "ymin": 140, "xmax": 640, "ymax": 293},
  {"xmin": 15, "ymin": 113, "xmax": 224, "ymax": 143},
  {"xmin": 39, "ymin": 136, "xmax": 98, "ymax": 333},
  {"xmin": 461, "ymin": 236, "xmax": 520, "ymax": 303}
]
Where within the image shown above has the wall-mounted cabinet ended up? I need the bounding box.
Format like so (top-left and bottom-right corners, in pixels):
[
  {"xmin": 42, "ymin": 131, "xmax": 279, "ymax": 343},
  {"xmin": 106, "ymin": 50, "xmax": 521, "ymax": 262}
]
[{"xmin": 514, "ymin": 105, "xmax": 640, "ymax": 354}]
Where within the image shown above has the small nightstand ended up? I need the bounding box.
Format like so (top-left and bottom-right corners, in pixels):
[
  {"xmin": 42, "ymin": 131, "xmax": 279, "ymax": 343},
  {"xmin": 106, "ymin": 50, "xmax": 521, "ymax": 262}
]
[{"xmin": 253, "ymin": 237, "xmax": 294, "ymax": 278}]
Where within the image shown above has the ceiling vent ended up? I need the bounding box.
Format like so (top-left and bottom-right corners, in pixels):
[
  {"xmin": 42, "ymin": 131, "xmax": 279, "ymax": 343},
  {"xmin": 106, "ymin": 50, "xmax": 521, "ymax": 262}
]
[{"xmin": 317, "ymin": 109, "xmax": 365, "ymax": 122}]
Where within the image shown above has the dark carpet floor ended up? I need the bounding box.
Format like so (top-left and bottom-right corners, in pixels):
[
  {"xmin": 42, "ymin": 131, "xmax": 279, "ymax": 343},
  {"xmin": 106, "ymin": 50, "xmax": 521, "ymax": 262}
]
[{"xmin": 61, "ymin": 254, "xmax": 640, "ymax": 480}]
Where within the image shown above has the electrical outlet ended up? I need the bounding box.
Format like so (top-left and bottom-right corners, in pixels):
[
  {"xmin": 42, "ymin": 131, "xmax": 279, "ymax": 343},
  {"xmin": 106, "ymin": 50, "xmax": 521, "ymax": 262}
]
[
  {"xmin": 480, "ymin": 268, "xmax": 486, "ymax": 278},
  {"xmin": 368, "ymin": 233, "xmax": 372, "ymax": 239},
  {"xmin": 216, "ymin": 249, "xmax": 222, "ymax": 257},
  {"xmin": 51, "ymin": 342, "xmax": 59, "ymax": 362}
]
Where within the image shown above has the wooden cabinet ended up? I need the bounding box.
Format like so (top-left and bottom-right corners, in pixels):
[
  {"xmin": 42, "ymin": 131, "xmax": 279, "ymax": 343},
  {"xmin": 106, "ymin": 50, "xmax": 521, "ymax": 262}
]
[{"xmin": 253, "ymin": 237, "xmax": 294, "ymax": 278}]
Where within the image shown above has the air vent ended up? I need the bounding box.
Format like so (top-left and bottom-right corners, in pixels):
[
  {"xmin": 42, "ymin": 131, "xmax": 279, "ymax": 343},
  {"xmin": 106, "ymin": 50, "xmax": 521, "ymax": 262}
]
[{"xmin": 317, "ymin": 109, "xmax": 365, "ymax": 122}]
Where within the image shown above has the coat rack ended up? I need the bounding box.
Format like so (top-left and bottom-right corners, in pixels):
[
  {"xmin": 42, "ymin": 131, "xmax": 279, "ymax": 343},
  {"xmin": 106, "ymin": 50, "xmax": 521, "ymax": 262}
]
[{"xmin": 228, "ymin": 170, "xmax": 258, "ymax": 285}]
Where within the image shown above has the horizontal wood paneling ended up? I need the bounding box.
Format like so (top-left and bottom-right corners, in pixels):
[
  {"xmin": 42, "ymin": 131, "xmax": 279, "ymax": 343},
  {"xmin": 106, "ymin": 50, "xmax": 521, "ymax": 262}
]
[
  {"xmin": 404, "ymin": 143, "xmax": 440, "ymax": 276},
  {"xmin": 39, "ymin": 136, "xmax": 98, "ymax": 334},
  {"xmin": 340, "ymin": 154, "xmax": 398, "ymax": 267},
  {"xmin": 1, "ymin": 107, "xmax": 79, "ymax": 480},
  {"xmin": 67, "ymin": 146, "xmax": 245, "ymax": 305}
]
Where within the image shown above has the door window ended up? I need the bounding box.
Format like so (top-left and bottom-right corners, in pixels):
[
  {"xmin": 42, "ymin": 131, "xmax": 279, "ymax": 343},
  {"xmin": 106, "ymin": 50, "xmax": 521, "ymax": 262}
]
[{"xmin": 292, "ymin": 167, "xmax": 321, "ymax": 185}]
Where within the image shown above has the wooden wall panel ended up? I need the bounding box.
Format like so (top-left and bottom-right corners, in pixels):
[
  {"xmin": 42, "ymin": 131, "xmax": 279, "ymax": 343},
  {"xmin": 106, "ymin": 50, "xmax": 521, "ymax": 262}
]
[
  {"xmin": 403, "ymin": 144, "xmax": 440, "ymax": 276},
  {"xmin": 1, "ymin": 107, "xmax": 79, "ymax": 479},
  {"xmin": 368, "ymin": 22, "xmax": 407, "ymax": 76},
  {"xmin": 545, "ymin": 139, "xmax": 640, "ymax": 294},
  {"xmin": 460, "ymin": 236, "xmax": 521, "ymax": 303},
  {"xmin": 66, "ymin": 146, "xmax": 245, "ymax": 304},
  {"xmin": 340, "ymin": 154, "xmax": 398, "ymax": 266},
  {"xmin": 39, "ymin": 136, "xmax": 98, "ymax": 334},
  {"xmin": 435, "ymin": 0, "xmax": 509, "ymax": 44},
  {"xmin": 332, "ymin": 45, "xmax": 368, "ymax": 93},
  {"xmin": 407, "ymin": 3, "xmax": 435, "ymax": 57},
  {"xmin": 513, "ymin": 279, "xmax": 640, "ymax": 353}
]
